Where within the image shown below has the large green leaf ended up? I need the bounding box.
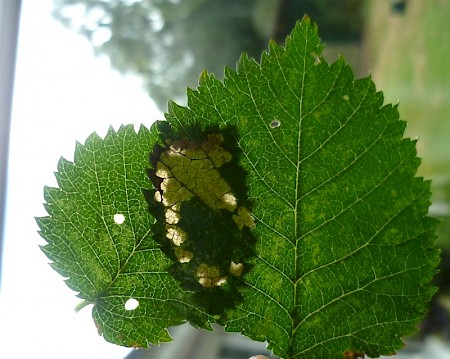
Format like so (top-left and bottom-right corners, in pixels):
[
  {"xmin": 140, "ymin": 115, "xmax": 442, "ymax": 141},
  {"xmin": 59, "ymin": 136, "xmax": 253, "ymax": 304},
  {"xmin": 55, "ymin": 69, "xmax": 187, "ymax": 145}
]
[
  {"xmin": 163, "ymin": 19, "xmax": 439, "ymax": 358},
  {"xmin": 38, "ymin": 18, "xmax": 439, "ymax": 358}
]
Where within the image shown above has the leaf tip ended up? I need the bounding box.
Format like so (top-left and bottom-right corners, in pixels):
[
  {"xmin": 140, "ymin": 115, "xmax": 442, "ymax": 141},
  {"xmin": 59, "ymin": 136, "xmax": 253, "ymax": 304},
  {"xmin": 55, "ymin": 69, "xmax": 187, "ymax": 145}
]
[
  {"xmin": 198, "ymin": 69, "xmax": 209, "ymax": 86},
  {"xmin": 301, "ymin": 14, "xmax": 311, "ymax": 23}
]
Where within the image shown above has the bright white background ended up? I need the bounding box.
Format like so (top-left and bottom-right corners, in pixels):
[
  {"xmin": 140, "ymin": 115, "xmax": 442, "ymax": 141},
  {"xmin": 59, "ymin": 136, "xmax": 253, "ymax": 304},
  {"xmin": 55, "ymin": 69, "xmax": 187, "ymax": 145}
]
[{"xmin": 0, "ymin": 0, "xmax": 160, "ymax": 357}]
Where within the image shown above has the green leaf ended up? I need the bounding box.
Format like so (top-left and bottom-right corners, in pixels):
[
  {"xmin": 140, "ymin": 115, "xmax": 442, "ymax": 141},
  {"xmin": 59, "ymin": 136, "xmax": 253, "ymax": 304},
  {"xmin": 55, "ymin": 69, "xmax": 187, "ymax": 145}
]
[
  {"xmin": 37, "ymin": 125, "xmax": 213, "ymax": 347},
  {"xmin": 163, "ymin": 19, "xmax": 439, "ymax": 358},
  {"xmin": 38, "ymin": 18, "xmax": 439, "ymax": 359}
]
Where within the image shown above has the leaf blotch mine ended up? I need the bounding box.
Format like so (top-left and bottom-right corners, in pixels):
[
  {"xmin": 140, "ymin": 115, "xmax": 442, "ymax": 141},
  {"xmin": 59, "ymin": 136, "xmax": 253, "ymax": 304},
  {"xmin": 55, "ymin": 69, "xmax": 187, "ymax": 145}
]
[{"xmin": 146, "ymin": 125, "xmax": 256, "ymax": 314}]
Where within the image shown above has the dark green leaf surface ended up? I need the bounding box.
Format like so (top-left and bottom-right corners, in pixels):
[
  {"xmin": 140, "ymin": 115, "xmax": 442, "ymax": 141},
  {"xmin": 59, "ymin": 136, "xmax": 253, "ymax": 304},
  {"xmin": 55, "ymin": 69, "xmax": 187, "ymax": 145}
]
[
  {"xmin": 37, "ymin": 125, "xmax": 213, "ymax": 347},
  {"xmin": 164, "ymin": 19, "xmax": 439, "ymax": 358}
]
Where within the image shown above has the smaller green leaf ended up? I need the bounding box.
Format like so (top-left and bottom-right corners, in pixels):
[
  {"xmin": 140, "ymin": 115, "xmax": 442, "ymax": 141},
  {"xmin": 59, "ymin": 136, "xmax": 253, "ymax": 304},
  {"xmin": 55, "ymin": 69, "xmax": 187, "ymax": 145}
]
[{"xmin": 37, "ymin": 125, "xmax": 213, "ymax": 347}]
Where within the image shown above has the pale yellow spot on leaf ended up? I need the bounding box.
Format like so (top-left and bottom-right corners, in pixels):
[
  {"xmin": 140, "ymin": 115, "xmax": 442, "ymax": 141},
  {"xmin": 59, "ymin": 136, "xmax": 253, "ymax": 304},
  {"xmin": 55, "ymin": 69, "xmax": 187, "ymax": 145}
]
[
  {"xmin": 229, "ymin": 261, "xmax": 244, "ymax": 276},
  {"xmin": 233, "ymin": 207, "xmax": 255, "ymax": 229},
  {"xmin": 155, "ymin": 162, "xmax": 171, "ymax": 178},
  {"xmin": 165, "ymin": 208, "xmax": 180, "ymax": 224},
  {"xmin": 154, "ymin": 191, "xmax": 162, "ymax": 202},
  {"xmin": 212, "ymin": 277, "xmax": 227, "ymax": 286},
  {"xmin": 197, "ymin": 263, "xmax": 227, "ymax": 287},
  {"xmin": 155, "ymin": 134, "xmax": 236, "ymax": 213},
  {"xmin": 221, "ymin": 192, "xmax": 237, "ymax": 212},
  {"xmin": 174, "ymin": 248, "xmax": 193, "ymax": 263},
  {"xmin": 198, "ymin": 277, "xmax": 212, "ymax": 287},
  {"xmin": 166, "ymin": 226, "xmax": 187, "ymax": 246}
]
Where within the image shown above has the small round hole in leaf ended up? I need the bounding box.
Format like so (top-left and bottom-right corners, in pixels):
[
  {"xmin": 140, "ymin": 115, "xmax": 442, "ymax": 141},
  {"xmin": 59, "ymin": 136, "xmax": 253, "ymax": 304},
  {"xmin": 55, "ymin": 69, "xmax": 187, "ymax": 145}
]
[
  {"xmin": 124, "ymin": 298, "xmax": 139, "ymax": 311},
  {"xmin": 113, "ymin": 213, "xmax": 125, "ymax": 225},
  {"xmin": 269, "ymin": 120, "xmax": 281, "ymax": 128}
]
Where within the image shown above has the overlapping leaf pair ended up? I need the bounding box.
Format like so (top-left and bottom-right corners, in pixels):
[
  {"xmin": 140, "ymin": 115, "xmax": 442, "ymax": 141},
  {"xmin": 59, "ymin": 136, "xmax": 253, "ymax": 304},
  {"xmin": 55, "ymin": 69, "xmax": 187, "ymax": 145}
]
[{"xmin": 37, "ymin": 18, "xmax": 439, "ymax": 358}]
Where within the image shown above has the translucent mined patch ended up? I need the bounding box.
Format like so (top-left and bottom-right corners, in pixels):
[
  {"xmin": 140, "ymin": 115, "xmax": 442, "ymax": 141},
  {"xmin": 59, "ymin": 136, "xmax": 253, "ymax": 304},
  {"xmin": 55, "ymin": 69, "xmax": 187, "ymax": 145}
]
[
  {"xmin": 166, "ymin": 226, "xmax": 187, "ymax": 246},
  {"xmin": 198, "ymin": 277, "xmax": 212, "ymax": 287},
  {"xmin": 165, "ymin": 208, "xmax": 180, "ymax": 224},
  {"xmin": 155, "ymin": 134, "xmax": 234, "ymax": 212},
  {"xmin": 229, "ymin": 261, "xmax": 244, "ymax": 276},
  {"xmin": 154, "ymin": 191, "xmax": 162, "ymax": 202},
  {"xmin": 174, "ymin": 248, "xmax": 193, "ymax": 263},
  {"xmin": 152, "ymin": 133, "xmax": 255, "ymax": 286},
  {"xmin": 212, "ymin": 277, "xmax": 227, "ymax": 286},
  {"xmin": 233, "ymin": 207, "xmax": 255, "ymax": 229},
  {"xmin": 222, "ymin": 192, "xmax": 237, "ymax": 212},
  {"xmin": 197, "ymin": 263, "xmax": 227, "ymax": 287},
  {"xmin": 155, "ymin": 162, "xmax": 171, "ymax": 178},
  {"xmin": 197, "ymin": 263, "xmax": 219, "ymax": 277}
]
